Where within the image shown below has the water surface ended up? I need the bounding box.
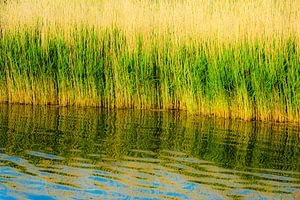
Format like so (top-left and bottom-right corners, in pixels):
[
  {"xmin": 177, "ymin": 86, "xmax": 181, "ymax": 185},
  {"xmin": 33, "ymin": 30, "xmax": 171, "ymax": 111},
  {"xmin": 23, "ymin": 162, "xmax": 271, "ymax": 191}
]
[{"xmin": 0, "ymin": 104, "xmax": 299, "ymax": 199}]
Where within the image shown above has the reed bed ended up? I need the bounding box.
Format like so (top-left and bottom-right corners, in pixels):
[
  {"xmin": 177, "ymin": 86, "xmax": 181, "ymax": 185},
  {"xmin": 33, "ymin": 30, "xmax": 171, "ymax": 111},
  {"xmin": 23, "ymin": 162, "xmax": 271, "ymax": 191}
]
[{"xmin": 0, "ymin": 0, "xmax": 300, "ymax": 122}]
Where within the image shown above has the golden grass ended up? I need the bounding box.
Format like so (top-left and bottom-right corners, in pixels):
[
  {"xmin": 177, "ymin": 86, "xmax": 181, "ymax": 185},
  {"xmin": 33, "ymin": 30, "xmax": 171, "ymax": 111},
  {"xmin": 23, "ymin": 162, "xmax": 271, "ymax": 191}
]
[{"xmin": 1, "ymin": 0, "xmax": 299, "ymax": 42}]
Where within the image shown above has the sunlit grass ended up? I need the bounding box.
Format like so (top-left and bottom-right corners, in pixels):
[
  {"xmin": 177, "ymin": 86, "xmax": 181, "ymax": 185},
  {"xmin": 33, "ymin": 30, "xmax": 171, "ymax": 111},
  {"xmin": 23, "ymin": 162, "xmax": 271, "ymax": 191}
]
[{"xmin": 0, "ymin": 0, "xmax": 300, "ymax": 122}]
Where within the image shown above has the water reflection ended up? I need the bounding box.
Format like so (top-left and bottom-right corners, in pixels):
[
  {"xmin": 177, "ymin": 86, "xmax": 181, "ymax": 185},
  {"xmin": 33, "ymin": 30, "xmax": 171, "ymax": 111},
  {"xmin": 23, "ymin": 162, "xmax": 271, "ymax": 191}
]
[{"xmin": 0, "ymin": 104, "xmax": 299, "ymax": 199}]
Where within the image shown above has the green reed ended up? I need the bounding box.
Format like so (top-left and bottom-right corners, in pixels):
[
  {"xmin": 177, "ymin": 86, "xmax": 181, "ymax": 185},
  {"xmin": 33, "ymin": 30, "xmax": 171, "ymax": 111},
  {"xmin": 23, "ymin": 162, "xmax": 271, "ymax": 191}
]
[{"xmin": 0, "ymin": 27, "xmax": 299, "ymax": 122}]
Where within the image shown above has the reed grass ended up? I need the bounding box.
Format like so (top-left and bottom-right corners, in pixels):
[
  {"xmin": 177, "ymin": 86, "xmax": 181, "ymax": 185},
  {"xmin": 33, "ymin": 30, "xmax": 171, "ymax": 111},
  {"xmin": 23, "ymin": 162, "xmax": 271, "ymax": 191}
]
[{"xmin": 0, "ymin": 0, "xmax": 300, "ymax": 122}]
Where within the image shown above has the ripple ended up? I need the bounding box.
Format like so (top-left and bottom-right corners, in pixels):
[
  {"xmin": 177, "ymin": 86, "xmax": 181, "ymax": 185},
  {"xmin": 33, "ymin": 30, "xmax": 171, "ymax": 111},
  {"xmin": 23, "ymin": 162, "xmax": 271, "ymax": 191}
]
[
  {"xmin": 26, "ymin": 151, "xmax": 64, "ymax": 160},
  {"xmin": 160, "ymin": 155, "xmax": 212, "ymax": 164},
  {"xmin": 161, "ymin": 150, "xmax": 187, "ymax": 156},
  {"xmin": 123, "ymin": 156, "xmax": 161, "ymax": 163},
  {"xmin": 39, "ymin": 169, "xmax": 78, "ymax": 178},
  {"xmin": 129, "ymin": 149, "xmax": 157, "ymax": 156},
  {"xmin": 0, "ymin": 148, "xmax": 299, "ymax": 199},
  {"xmin": 70, "ymin": 163, "xmax": 96, "ymax": 168}
]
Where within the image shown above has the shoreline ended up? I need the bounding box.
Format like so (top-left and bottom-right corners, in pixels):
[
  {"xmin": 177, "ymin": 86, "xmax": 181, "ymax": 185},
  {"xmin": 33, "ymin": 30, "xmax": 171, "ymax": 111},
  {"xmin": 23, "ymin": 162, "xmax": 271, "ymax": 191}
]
[{"xmin": 1, "ymin": 102, "xmax": 300, "ymax": 125}]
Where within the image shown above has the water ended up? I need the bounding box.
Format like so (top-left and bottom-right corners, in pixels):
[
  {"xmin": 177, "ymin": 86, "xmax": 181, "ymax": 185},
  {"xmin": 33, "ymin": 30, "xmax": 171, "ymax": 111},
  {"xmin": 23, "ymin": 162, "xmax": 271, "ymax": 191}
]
[{"xmin": 0, "ymin": 104, "xmax": 299, "ymax": 199}]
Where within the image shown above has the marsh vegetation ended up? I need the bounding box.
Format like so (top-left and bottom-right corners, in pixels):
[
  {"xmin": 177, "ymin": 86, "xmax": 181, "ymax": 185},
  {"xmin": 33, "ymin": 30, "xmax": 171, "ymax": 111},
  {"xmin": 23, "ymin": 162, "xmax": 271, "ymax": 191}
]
[{"xmin": 0, "ymin": 0, "xmax": 300, "ymax": 122}]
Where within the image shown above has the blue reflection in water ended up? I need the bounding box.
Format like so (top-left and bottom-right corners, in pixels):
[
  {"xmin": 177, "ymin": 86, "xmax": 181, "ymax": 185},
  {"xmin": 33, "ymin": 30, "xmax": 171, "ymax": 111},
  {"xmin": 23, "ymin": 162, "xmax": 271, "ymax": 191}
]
[
  {"xmin": 1, "ymin": 151, "xmax": 298, "ymax": 199},
  {"xmin": 0, "ymin": 152, "xmax": 231, "ymax": 199}
]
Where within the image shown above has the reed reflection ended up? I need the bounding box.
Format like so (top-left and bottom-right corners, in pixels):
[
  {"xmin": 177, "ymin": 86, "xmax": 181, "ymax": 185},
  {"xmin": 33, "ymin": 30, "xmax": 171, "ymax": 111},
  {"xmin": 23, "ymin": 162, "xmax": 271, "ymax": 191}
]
[{"xmin": 0, "ymin": 104, "xmax": 299, "ymax": 199}]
